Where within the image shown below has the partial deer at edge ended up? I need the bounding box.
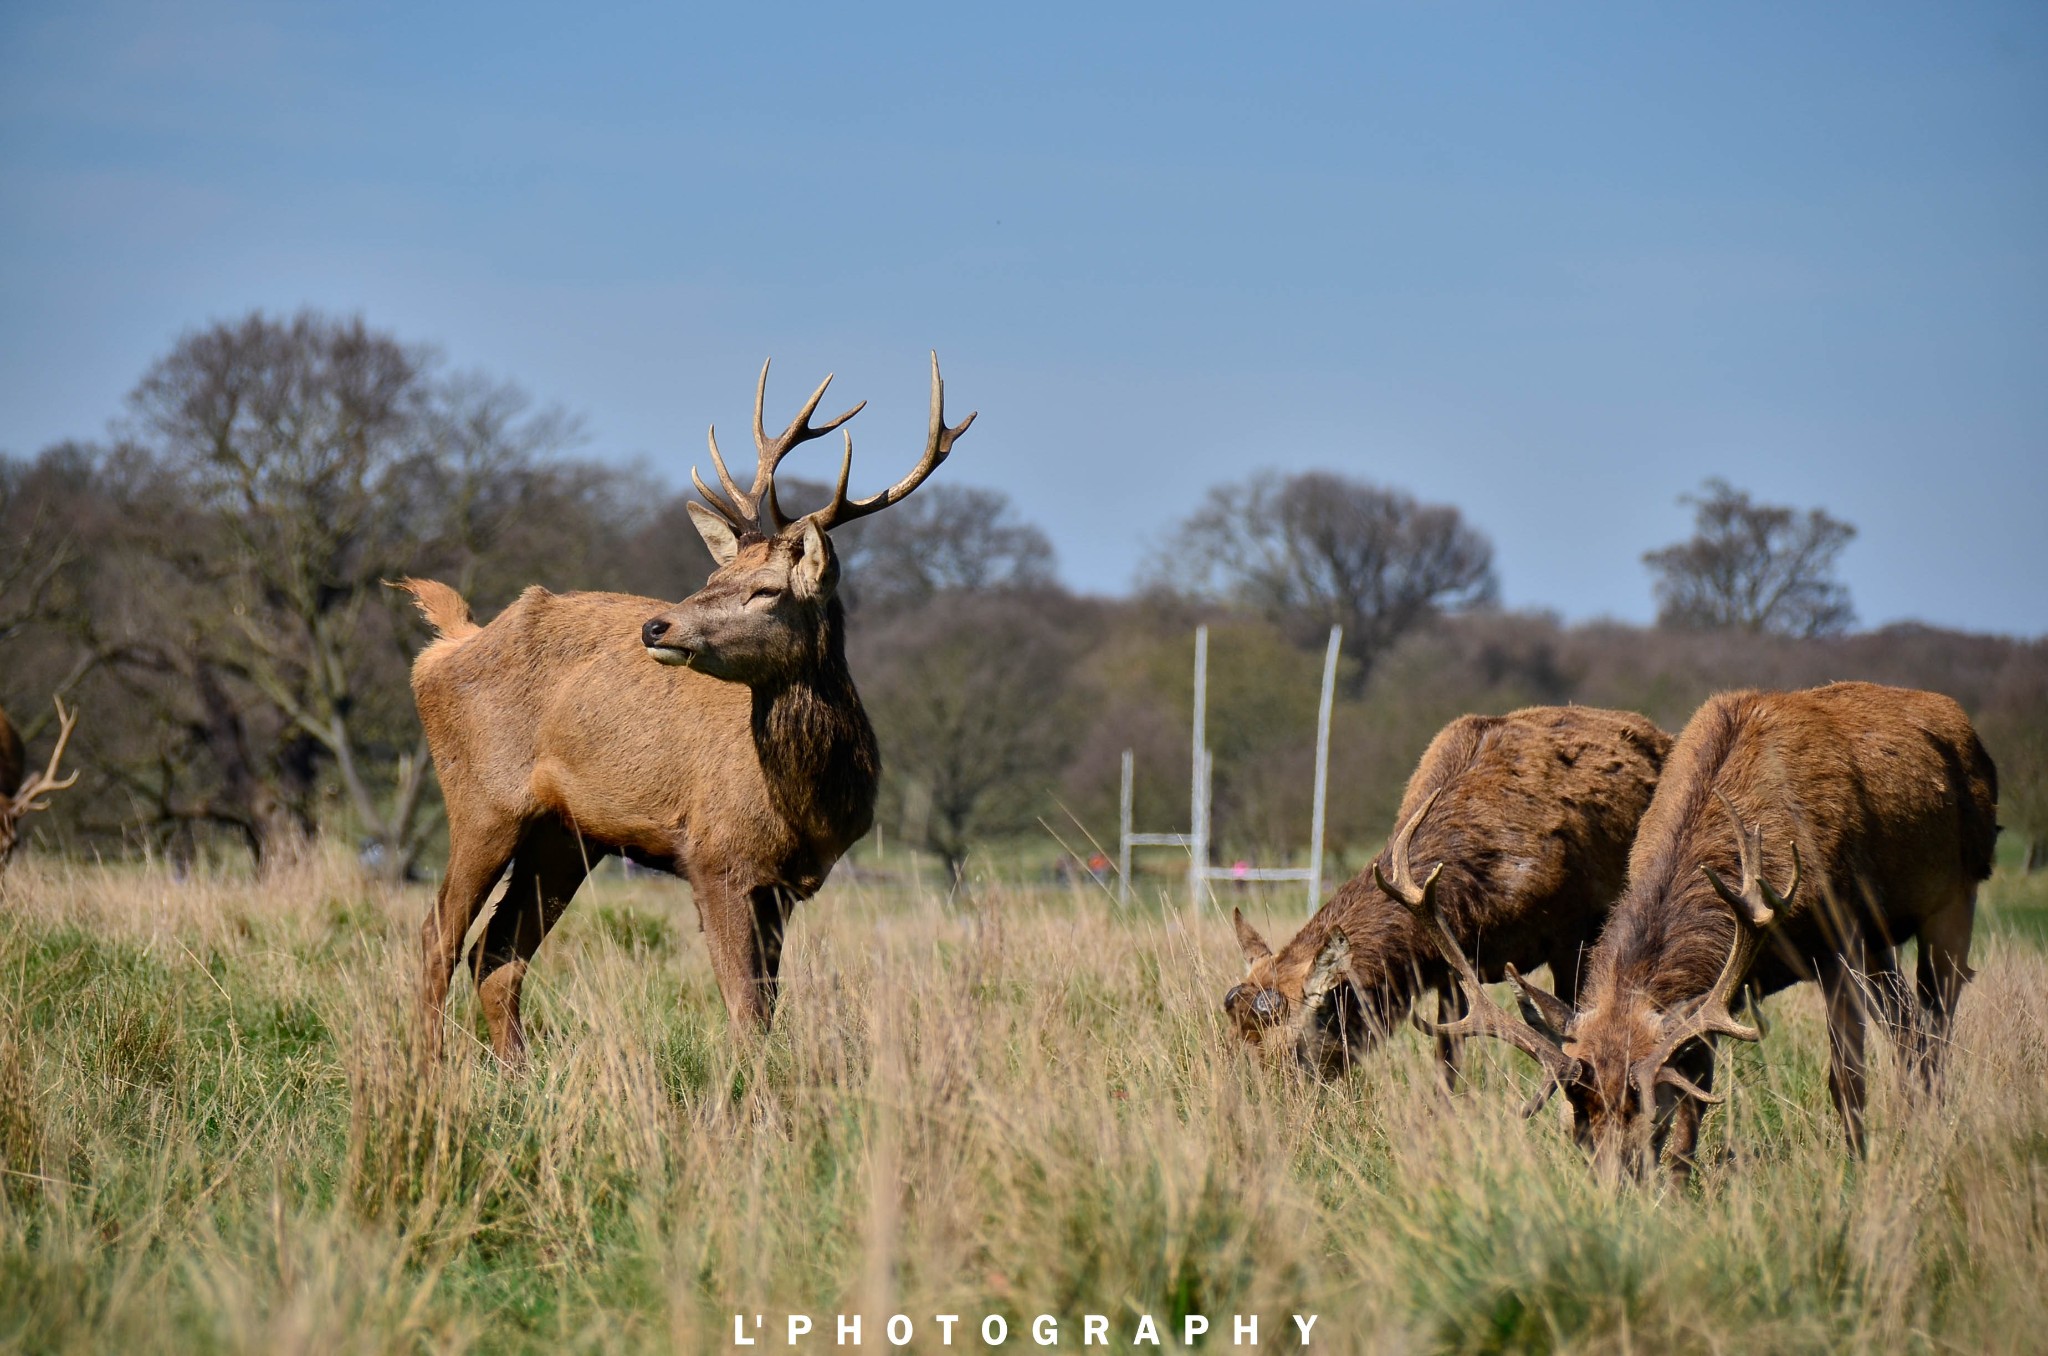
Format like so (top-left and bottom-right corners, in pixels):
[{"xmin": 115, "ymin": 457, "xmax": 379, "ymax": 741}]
[{"xmin": 0, "ymin": 698, "xmax": 80, "ymax": 868}]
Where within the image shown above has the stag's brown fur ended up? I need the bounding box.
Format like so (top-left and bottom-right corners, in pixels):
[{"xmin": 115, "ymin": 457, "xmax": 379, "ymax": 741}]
[
  {"xmin": 402, "ymin": 554, "xmax": 879, "ymax": 1062},
  {"xmin": 402, "ymin": 356, "xmax": 969, "ymax": 1065},
  {"xmin": 1227, "ymin": 706, "xmax": 1672, "ymax": 1078},
  {"xmin": 1562, "ymin": 681, "xmax": 1998, "ymax": 1176}
]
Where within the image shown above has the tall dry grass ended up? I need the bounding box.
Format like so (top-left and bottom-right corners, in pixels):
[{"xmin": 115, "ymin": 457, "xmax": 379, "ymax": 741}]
[{"xmin": 1, "ymin": 849, "xmax": 2045, "ymax": 1353}]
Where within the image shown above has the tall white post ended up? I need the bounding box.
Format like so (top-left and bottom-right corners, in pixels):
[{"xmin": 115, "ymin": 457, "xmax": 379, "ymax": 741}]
[
  {"xmin": 1118, "ymin": 749, "xmax": 1134, "ymax": 908},
  {"xmin": 1307, "ymin": 625, "xmax": 1342, "ymax": 912},
  {"xmin": 1189, "ymin": 624, "xmax": 1209, "ymax": 911}
]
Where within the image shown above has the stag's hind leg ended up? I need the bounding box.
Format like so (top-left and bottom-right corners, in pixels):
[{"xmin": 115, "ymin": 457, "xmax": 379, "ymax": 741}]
[
  {"xmin": 1913, "ymin": 891, "xmax": 1977, "ymax": 1094},
  {"xmin": 1820, "ymin": 958, "xmax": 1871, "ymax": 1156},
  {"xmin": 419, "ymin": 811, "xmax": 522, "ymax": 1064},
  {"xmin": 474, "ymin": 818, "xmax": 596, "ymax": 1065}
]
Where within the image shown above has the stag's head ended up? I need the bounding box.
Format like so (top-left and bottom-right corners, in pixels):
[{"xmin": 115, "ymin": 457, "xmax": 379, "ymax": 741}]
[
  {"xmin": 642, "ymin": 354, "xmax": 974, "ymax": 684},
  {"xmin": 0, "ymin": 699, "xmax": 80, "ymax": 867},
  {"xmin": 1380, "ymin": 789, "xmax": 1792, "ymax": 1180},
  {"xmin": 1224, "ymin": 911, "xmax": 1365, "ymax": 1078}
]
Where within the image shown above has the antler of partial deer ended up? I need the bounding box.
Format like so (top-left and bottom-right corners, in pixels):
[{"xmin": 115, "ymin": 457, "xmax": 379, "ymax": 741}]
[
  {"xmin": 690, "ymin": 352, "xmax": 975, "ymax": 538},
  {"xmin": 1373, "ymin": 789, "xmax": 1583, "ymax": 1115},
  {"xmin": 1631, "ymin": 790, "xmax": 1796, "ymax": 1106},
  {"xmin": 11, "ymin": 697, "xmax": 80, "ymax": 811}
]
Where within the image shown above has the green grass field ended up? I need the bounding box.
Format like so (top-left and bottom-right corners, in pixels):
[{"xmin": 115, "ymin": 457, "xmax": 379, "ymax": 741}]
[{"xmin": 2, "ymin": 852, "xmax": 2045, "ymax": 1354}]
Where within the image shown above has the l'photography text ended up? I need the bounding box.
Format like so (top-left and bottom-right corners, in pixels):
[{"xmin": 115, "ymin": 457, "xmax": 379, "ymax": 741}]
[{"xmin": 732, "ymin": 1312, "xmax": 1322, "ymax": 1347}]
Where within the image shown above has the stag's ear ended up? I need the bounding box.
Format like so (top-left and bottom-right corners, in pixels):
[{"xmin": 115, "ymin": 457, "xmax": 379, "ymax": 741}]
[
  {"xmin": 789, "ymin": 518, "xmax": 839, "ymax": 601},
  {"xmin": 687, "ymin": 502, "xmax": 742, "ymax": 567},
  {"xmin": 1302, "ymin": 930, "xmax": 1352, "ymax": 1006},
  {"xmin": 1233, "ymin": 907, "xmax": 1273, "ymax": 963}
]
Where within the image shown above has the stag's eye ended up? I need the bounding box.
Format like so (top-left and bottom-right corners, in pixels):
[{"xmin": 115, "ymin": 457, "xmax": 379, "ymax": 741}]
[{"xmin": 746, "ymin": 588, "xmax": 779, "ymax": 606}]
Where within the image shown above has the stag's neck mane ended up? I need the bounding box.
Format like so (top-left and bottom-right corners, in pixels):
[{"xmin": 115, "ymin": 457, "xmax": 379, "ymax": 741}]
[
  {"xmin": 1590, "ymin": 700, "xmax": 1754, "ymax": 1010},
  {"xmin": 750, "ymin": 595, "xmax": 880, "ymax": 851}
]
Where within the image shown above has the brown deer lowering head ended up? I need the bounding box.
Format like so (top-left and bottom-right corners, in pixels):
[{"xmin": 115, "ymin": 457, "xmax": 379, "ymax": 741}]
[
  {"xmin": 1383, "ymin": 790, "xmax": 1792, "ymax": 1177},
  {"xmin": 1225, "ymin": 910, "xmax": 1359, "ymax": 1076},
  {"xmin": 0, "ymin": 699, "xmax": 80, "ymax": 866},
  {"xmin": 641, "ymin": 353, "xmax": 975, "ymax": 681}
]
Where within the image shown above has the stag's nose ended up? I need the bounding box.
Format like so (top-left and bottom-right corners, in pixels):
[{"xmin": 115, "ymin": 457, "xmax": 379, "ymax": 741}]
[{"xmin": 642, "ymin": 617, "xmax": 671, "ymax": 647}]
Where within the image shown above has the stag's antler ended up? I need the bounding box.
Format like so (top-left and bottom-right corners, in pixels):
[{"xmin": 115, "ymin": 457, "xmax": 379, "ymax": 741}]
[
  {"xmin": 1631, "ymin": 790, "xmax": 1795, "ymax": 1106},
  {"xmin": 804, "ymin": 352, "xmax": 976, "ymax": 533},
  {"xmin": 1373, "ymin": 789, "xmax": 1584, "ymax": 1114},
  {"xmin": 692, "ymin": 361, "xmax": 867, "ymax": 535}
]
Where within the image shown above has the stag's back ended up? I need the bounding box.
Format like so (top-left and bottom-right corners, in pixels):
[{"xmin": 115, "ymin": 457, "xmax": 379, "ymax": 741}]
[
  {"xmin": 1391, "ymin": 705, "xmax": 1673, "ymax": 924},
  {"xmin": 1600, "ymin": 681, "xmax": 1997, "ymax": 1004},
  {"xmin": 1283, "ymin": 705, "xmax": 1672, "ymax": 994}
]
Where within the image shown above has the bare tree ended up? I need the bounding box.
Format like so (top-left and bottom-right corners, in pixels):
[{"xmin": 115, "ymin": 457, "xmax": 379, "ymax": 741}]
[
  {"xmin": 825, "ymin": 483, "xmax": 1056, "ymax": 610},
  {"xmin": 856, "ymin": 589, "xmax": 1082, "ymax": 879},
  {"xmin": 0, "ymin": 444, "xmax": 89, "ymax": 649},
  {"xmin": 1644, "ymin": 479, "xmax": 1856, "ymax": 637},
  {"xmin": 1148, "ymin": 471, "xmax": 1497, "ymax": 693},
  {"xmin": 123, "ymin": 311, "xmax": 573, "ymax": 874}
]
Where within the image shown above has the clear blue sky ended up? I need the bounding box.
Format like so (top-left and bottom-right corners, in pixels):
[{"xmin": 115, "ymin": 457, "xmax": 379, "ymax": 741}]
[{"xmin": 4, "ymin": 2, "xmax": 2043, "ymax": 634}]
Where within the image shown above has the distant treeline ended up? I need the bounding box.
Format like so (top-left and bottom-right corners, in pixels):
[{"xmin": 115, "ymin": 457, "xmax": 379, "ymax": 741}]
[{"xmin": 3, "ymin": 311, "xmax": 2043, "ymax": 877}]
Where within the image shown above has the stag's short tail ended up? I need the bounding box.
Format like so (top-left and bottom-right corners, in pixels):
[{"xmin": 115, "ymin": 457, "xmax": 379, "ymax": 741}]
[{"xmin": 388, "ymin": 578, "xmax": 479, "ymax": 642}]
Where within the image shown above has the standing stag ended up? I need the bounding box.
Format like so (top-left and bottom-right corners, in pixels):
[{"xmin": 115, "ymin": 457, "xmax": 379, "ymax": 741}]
[
  {"xmin": 0, "ymin": 699, "xmax": 80, "ymax": 868},
  {"xmin": 1226, "ymin": 706, "xmax": 1672, "ymax": 1080},
  {"xmin": 399, "ymin": 355, "xmax": 974, "ymax": 1063},
  {"xmin": 1387, "ymin": 681, "xmax": 1998, "ymax": 1183}
]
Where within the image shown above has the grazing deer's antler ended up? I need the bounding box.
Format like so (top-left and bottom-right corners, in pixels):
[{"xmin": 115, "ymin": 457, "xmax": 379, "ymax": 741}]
[
  {"xmin": 1374, "ymin": 788, "xmax": 1584, "ymax": 1114},
  {"xmin": 693, "ymin": 360, "xmax": 867, "ymax": 535},
  {"xmin": 804, "ymin": 352, "xmax": 976, "ymax": 533},
  {"xmin": 1631, "ymin": 790, "xmax": 1795, "ymax": 1106}
]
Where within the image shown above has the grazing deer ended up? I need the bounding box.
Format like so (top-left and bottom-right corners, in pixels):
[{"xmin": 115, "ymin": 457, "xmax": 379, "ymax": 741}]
[
  {"xmin": 1386, "ymin": 682, "xmax": 1998, "ymax": 1183},
  {"xmin": 1226, "ymin": 706, "xmax": 1672, "ymax": 1080},
  {"xmin": 0, "ymin": 699, "xmax": 81, "ymax": 868},
  {"xmin": 398, "ymin": 354, "xmax": 974, "ymax": 1063}
]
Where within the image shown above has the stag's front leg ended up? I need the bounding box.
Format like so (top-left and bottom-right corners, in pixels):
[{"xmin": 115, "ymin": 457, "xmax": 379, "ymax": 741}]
[
  {"xmin": 689, "ymin": 864, "xmax": 796, "ymax": 1030},
  {"xmin": 1820, "ymin": 960, "xmax": 1870, "ymax": 1155},
  {"xmin": 1434, "ymin": 980, "xmax": 1466, "ymax": 1091},
  {"xmin": 1658, "ymin": 1048, "xmax": 1715, "ymax": 1191}
]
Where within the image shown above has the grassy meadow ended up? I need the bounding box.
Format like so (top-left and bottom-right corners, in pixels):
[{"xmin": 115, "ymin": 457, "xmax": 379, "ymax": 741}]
[{"xmin": 1, "ymin": 850, "xmax": 2045, "ymax": 1354}]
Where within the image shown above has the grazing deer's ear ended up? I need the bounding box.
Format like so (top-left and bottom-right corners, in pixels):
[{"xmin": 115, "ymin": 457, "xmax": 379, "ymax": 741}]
[
  {"xmin": 789, "ymin": 518, "xmax": 839, "ymax": 601},
  {"xmin": 1233, "ymin": 907, "xmax": 1273, "ymax": 963},
  {"xmin": 687, "ymin": 502, "xmax": 742, "ymax": 566},
  {"xmin": 1303, "ymin": 930, "xmax": 1352, "ymax": 1005}
]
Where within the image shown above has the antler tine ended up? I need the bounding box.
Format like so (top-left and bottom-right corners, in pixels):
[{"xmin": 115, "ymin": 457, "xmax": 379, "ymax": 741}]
[
  {"xmin": 807, "ymin": 351, "xmax": 976, "ymax": 533},
  {"xmin": 692, "ymin": 455, "xmax": 750, "ymax": 533},
  {"xmin": 1372, "ymin": 789, "xmax": 1581, "ymax": 1104},
  {"xmin": 1633, "ymin": 799, "xmax": 1797, "ymax": 1094},
  {"xmin": 692, "ymin": 360, "xmax": 866, "ymax": 536},
  {"xmin": 14, "ymin": 698, "xmax": 80, "ymax": 809},
  {"xmin": 750, "ymin": 360, "xmax": 866, "ymax": 533}
]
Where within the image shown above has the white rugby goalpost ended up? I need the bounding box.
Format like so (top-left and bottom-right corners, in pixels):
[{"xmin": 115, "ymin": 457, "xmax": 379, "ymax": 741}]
[{"xmin": 1117, "ymin": 623, "xmax": 1342, "ymax": 913}]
